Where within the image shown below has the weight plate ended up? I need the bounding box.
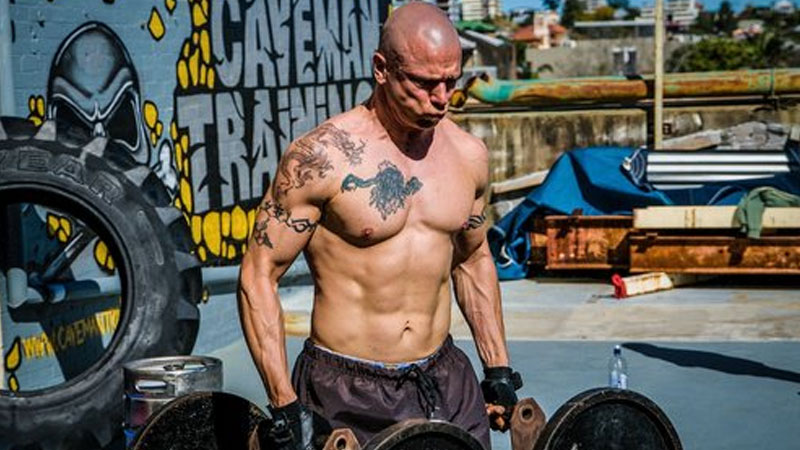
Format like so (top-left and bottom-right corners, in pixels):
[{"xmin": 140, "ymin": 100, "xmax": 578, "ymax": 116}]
[
  {"xmin": 363, "ymin": 419, "xmax": 485, "ymax": 450},
  {"xmin": 131, "ymin": 391, "xmax": 266, "ymax": 450},
  {"xmin": 534, "ymin": 388, "xmax": 682, "ymax": 450}
]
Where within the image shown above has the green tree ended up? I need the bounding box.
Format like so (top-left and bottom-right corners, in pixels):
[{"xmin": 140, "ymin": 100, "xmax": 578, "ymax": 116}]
[
  {"xmin": 753, "ymin": 31, "xmax": 786, "ymax": 67},
  {"xmin": 562, "ymin": 0, "xmax": 585, "ymax": 28},
  {"xmin": 608, "ymin": 0, "xmax": 629, "ymax": 9},
  {"xmin": 544, "ymin": 0, "xmax": 560, "ymax": 12},
  {"xmin": 716, "ymin": 1, "xmax": 737, "ymax": 34},
  {"xmin": 593, "ymin": 6, "xmax": 616, "ymax": 21},
  {"xmin": 624, "ymin": 7, "xmax": 640, "ymax": 20},
  {"xmin": 666, "ymin": 37, "xmax": 782, "ymax": 72},
  {"xmin": 691, "ymin": 11, "xmax": 716, "ymax": 34}
]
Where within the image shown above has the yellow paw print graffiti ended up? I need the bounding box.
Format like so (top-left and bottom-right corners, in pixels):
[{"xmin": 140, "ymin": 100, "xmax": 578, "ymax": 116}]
[
  {"xmin": 4, "ymin": 337, "xmax": 22, "ymax": 392},
  {"xmin": 176, "ymin": 0, "xmax": 214, "ymax": 90},
  {"xmin": 188, "ymin": 206, "xmax": 254, "ymax": 262},
  {"xmin": 143, "ymin": 101, "xmax": 164, "ymax": 147},
  {"xmin": 46, "ymin": 213, "xmax": 72, "ymax": 243},
  {"xmin": 168, "ymin": 0, "xmax": 255, "ymax": 265},
  {"xmin": 93, "ymin": 240, "xmax": 116, "ymax": 273},
  {"xmin": 148, "ymin": 7, "xmax": 166, "ymax": 41},
  {"xmin": 27, "ymin": 95, "xmax": 46, "ymax": 127}
]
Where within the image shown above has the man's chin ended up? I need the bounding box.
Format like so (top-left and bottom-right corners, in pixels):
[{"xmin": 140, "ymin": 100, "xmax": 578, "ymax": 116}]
[{"xmin": 415, "ymin": 115, "xmax": 444, "ymax": 128}]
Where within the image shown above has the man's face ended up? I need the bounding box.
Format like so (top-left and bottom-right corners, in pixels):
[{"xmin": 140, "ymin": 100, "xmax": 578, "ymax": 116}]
[{"xmin": 383, "ymin": 46, "xmax": 461, "ymax": 130}]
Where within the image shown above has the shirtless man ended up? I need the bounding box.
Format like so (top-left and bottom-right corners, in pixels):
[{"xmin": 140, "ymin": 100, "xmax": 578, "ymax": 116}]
[{"xmin": 238, "ymin": 3, "xmax": 523, "ymax": 449}]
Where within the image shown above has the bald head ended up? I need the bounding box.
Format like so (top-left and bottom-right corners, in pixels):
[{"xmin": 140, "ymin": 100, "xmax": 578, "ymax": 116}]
[{"xmin": 379, "ymin": 2, "xmax": 461, "ymax": 69}]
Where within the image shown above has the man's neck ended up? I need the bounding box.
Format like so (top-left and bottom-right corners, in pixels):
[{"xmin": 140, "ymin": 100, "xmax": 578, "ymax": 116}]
[{"xmin": 368, "ymin": 93, "xmax": 434, "ymax": 161}]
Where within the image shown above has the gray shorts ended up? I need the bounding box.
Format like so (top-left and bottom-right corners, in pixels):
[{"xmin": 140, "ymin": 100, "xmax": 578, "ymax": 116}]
[{"xmin": 291, "ymin": 335, "xmax": 490, "ymax": 449}]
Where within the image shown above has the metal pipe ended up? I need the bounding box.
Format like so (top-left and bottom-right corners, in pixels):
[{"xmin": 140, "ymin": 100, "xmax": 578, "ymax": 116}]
[
  {"xmin": 647, "ymin": 164, "xmax": 790, "ymax": 173},
  {"xmin": 46, "ymin": 277, "xmax": 121, "ymax": 303},
  {"xmin": 654, "ymin": 0, "xmax": 665, "ymax": 149},
  {"xmin": 647, "ymin": 173, "xmax": 778, "ymax": 183},
  {"xmin": 648, "ymin": 152, "xmax": 789, "ymax": 163},
  {"xmin": 462, "ymin": 69, "xmax": 800, "ymax": 105}
]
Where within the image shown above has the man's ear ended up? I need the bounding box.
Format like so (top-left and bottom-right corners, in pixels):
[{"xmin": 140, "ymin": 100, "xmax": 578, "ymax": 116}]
[{"xmin": 373, "ymin": 52, "xmax": 388, "ymax": 85}]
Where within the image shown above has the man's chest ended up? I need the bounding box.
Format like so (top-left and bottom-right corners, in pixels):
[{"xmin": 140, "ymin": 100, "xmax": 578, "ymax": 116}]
[{"xmin": 322, "ymin": 155, "xmax": 476, "ymax": 245}]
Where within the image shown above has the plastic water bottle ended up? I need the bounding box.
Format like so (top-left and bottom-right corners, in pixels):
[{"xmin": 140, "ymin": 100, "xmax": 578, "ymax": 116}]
[{"xmin": 608, "ymin": 344, "xmax": 628, "ymax": 389}]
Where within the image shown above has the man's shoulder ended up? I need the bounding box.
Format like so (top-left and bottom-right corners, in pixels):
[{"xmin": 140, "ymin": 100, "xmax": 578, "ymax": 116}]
[
  {"xmin": 440, "ymin": 118, "xmax": 486, "ymax": 153},
  {"xmin": 313, "ymin": 106, "xmax": 371, "ymax": 137},
  {"xmin": 439, "ymin": 118, "xmax": 488, "ymax": 164},
  {"xmin": 288, "ymin": 108, "xmax": 369, "ymax": 163}
]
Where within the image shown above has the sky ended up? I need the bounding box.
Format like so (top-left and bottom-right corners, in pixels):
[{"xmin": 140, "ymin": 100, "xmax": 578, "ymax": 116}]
[{"xmin": 503, "ymin": 0, "xmax": 781, "ymax": 13}]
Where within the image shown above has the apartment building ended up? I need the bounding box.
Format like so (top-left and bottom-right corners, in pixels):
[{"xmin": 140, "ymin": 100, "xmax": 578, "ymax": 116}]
[{"xmin": 639, "ymin": 0, "xmax": 700, "ymax": 27}]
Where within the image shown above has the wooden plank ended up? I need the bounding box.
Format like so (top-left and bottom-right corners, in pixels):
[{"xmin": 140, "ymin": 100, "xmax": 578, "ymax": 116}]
[
  {"xmin": 612, "ymin": 272, "xmax": 713, "ymax": 298},
  {"xmin": 633, "ymin": 206, "xmax": 800, "ymax": 229},
  {"xmin": 491, "ymin": 170, "xmax": 549, "ymax": 196}
]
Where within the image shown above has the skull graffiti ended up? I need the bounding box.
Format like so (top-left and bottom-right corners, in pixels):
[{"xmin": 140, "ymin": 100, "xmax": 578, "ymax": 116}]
[{"xmin": 47, "ymin": 22, "xmax": 149, "ymax": 165}]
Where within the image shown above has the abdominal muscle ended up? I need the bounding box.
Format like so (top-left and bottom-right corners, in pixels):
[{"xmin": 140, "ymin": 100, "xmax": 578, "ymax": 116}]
[{"xmin": 305, "ymin": 226, "xmax": 455, "ymax": 363}]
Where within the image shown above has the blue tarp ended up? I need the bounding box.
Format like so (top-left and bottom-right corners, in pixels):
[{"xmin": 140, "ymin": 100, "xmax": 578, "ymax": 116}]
[{"xmin": 488, "ymin": 147, "xmax": 800, "ymax": 280}]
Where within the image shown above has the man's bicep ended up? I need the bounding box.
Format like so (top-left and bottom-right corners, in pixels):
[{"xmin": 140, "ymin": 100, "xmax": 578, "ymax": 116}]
[
  {"xmin": 246, "ymin": 192, "xmax": 321, "ymax": 279},
  {"xmin": 453, "ymin": 196, "xmax": 489, "ymax": 265}
]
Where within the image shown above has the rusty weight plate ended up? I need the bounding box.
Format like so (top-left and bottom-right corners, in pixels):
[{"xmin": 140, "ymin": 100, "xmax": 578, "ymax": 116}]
[
  {"xmin": 363, "ymin": 419, "xmax": 485, "ymax": 450},
  {"xmin": 533, "ymin": 388, "xmax": 682, "ymax": 450},
  {"xmin": 131, "ymin": 391, "xmax": 267, "ymax": 450}
]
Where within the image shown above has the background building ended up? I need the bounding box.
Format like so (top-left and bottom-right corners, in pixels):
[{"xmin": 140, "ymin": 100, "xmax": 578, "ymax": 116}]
[
  {"xmin": 639, "ymin": 0, "xmax": 700, "ymax": 28},
  {"xmin": 583, "ymin": 0, "xmax": 609, "ymax": 13},
  {"xmin": 462, "ymin": 0, "xmax": 503, "ymax": 21}
]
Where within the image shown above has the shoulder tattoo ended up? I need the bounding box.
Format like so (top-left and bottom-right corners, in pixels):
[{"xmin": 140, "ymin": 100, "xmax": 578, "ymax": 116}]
[
  {"xmin": 313, "ymin": 123, "xmax": 366, "ymax": 166},
  {"xmin": 251, "ymin": 199, "xmax": 318, "ymax": 248},
  {"xmin": 276, "ymin": 124, "xmax": 366, "ymax": 197},
  {"xmin": 340, "ymin": 160, "xmax": 422, "ymax": 220},
  {"xmin": 276, "ymin": 141, "xmax": 333, "ymax": 198}
]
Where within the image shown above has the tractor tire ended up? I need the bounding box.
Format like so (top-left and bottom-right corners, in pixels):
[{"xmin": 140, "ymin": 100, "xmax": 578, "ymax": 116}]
[{"xmin": 0, "ymin": 118, "xmax": 201, "ymax": 450}]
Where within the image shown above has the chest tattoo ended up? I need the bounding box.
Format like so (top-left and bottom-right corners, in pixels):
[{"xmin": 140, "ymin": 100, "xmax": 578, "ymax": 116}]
[
  {"xmin": 252, "ymin": 199, "xmax": 318, "ymax": 248},
  {"xmin": 341, "ymin": 160, "xmax": 423, "ymax": 220}
]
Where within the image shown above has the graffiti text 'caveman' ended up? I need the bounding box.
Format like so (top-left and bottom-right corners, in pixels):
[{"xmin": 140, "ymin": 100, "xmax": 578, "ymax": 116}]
[{"xmin": 174, "ymin": 0, "xmax": 384, "ymax": 214}]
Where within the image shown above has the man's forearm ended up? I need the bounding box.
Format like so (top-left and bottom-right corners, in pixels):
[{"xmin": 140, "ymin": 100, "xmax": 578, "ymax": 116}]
[
  {"xmin": 238, "ymin": 271, "xmax": 297, "ymax": 406},
  {"xmin": 452, "ymin": 241, "xmax": 509, "ymax": 368}
]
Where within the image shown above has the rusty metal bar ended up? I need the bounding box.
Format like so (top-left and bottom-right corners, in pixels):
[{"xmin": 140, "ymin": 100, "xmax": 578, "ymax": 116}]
[
  {"xmin": 462, "ymin": 69, "xmax": 800, "ymax": 105},
  {"xmin": 545, "ymin": 216, "xmax": 632, "ymax": 270},
  {"xmin": 629, "ymin": 234, "xmax": 800, "ymax": 274}
]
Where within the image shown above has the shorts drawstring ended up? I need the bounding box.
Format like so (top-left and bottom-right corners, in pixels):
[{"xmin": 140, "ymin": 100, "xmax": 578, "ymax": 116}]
[{"xmin": 396, "ymin": 363, "xmax": 441, "ymax": 419}]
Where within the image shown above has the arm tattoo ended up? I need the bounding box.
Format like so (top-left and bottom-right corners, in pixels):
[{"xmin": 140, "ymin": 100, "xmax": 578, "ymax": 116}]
[
  {"xmin": 252, "ymin": 219, "xmax": 274, "ymax": 248},
  {"xmin": 276, "ymin": 142, "xmax": 333, "ymax": 198},
  {"xmin": 341, "ymin": 160, "xmax": 422, "ymax": 220},
  {"xmin": 251, "ymin": 200, "xmax": 318, "ymax": 248},
  {"xmin": 463, "ymin": 213, "xmax": 486, "ymax": 230}
]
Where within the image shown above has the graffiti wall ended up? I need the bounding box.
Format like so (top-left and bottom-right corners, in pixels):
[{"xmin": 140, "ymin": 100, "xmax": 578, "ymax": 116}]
[
  {"xmin": 2, "ymin": 0, "xmax": 389, "ymax": 393},
  {"xmin": 9, "ymin": 0, "xmax": 389, "ymax": 264}
]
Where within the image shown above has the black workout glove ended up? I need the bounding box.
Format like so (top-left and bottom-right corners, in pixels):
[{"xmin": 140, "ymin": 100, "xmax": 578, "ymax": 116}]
[
  {"xmin": 260, "ymin": 401, "xmax": 332, "ymax": 450},
  {"xmin": 480, "ymin": 366, "xmax": 523, "ymax": 431}
]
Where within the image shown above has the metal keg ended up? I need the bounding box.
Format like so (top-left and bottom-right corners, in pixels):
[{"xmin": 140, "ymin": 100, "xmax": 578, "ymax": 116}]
[{"xmin": 123, "ymin": 355, "xmax": 223, "ymax": 446}]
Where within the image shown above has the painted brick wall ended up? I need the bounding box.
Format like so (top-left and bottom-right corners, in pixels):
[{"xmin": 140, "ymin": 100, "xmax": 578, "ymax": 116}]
[{"xmin": 7, "ymin": 0, "xmax": 389, "ymax": 265}]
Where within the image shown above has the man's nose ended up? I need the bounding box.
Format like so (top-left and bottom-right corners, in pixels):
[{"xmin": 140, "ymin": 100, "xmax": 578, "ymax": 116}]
[{"xmin": 429, "ymin": 82, "xmax": 448, "ymax": 109}]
